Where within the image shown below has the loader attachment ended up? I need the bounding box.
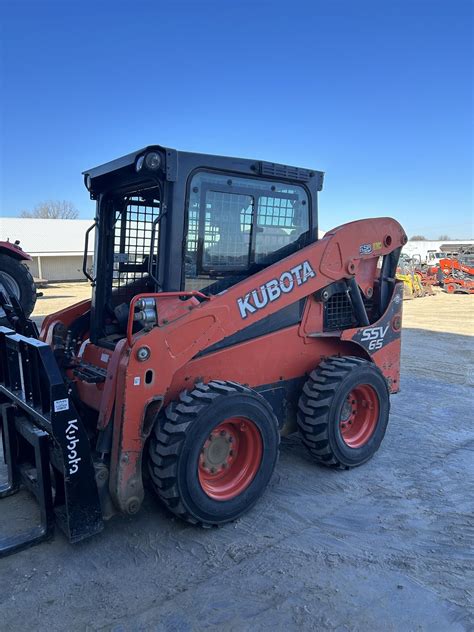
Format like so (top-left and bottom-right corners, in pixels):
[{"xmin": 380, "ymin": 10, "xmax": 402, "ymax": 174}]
[
  {"xmin": 0, "ymin": 290, "xmax": 39, "ymax": 338},
  {"xmin": 0, "ymin": 326, "xmax": 103, "ymax": 557},
  {"xmin": 0, "ymin": 405, "xmax": 54, "ymax": 555}
]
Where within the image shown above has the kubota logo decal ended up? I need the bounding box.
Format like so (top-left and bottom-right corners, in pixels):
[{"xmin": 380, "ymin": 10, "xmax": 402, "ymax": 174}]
[
  {"xmin": 65, "ymin": 419, "xmax": 81, "ymax": 475},
  {"xmin": 360, "ymin": 325, "xmax": 389, "ymax": 351},
  {"xmin": 237, "ymin": 261, "xmax": 316, "ymax": 319}
]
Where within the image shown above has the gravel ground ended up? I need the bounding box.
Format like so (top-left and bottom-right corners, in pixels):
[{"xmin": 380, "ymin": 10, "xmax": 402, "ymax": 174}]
[{"xmin": 0, "ymin": 285, "xmax": 473, "ymax": 631}]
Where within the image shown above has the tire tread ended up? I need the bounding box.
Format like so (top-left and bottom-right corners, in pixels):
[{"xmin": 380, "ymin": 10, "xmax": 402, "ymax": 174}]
[
  {"xmin": 149, "ymin": 380, "xmax": 274, "ymax": 527},
  {"xmin": 296, "ymin": 356, "xmax": 387, "ymax": 469}
]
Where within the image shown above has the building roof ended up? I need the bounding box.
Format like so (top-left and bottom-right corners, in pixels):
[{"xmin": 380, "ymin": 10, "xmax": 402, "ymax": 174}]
[{"xmin": 0, "ymin": 218, "xmax": 95, "ymax": 256}]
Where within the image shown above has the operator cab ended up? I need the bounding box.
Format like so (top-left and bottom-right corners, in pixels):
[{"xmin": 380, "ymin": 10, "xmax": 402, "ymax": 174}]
[{"xmin": 83, "ymin": 146, "xmax": 324, "ymax": 347}]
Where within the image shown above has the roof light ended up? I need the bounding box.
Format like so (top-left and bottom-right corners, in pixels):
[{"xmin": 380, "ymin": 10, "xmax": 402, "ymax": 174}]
[
  {"xmin": 136, "ymin": 155, "xmax": 145, "ymax": 172},
  {"xmin": 144, "ymin": 152, "xmax": 161, "ymax": 171}
]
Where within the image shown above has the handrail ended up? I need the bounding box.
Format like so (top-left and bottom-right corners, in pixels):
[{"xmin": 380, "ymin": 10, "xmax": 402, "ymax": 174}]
[
  {"xmin": 82, "ymin": 220, "xmax": 97, "ymax": 283},
  {"xmin": 147, "ymin": 213, "xmax": 165, "ymax": 287}
]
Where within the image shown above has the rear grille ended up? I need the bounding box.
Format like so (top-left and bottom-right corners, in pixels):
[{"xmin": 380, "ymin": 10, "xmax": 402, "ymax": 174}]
[
  {"xmin": 112, "ymin": 194, "xmax": 160, "ymax": 303},
  {"xmin": 323, "ymin": 291, "xmax": 374, "ymax": 331},
  {"xmin": 324, "ymin": 292, "xmax": 356, "ymax": 331}
]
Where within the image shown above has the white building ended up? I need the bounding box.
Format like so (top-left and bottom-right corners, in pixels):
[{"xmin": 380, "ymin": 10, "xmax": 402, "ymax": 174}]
[
  {"xmin": 8, "ymin": 215, "xmax": 461, "ymax": 281},
  {"xmin": 0, "ymin": 217, "xmax": 95, "ymax": 281},
  {"xmin": 402, "ymin": 239, "xmax": 474, "ymax": 263}
]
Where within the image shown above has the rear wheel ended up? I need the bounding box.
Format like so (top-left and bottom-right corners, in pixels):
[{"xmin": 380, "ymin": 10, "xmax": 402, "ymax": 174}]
[
  {"xmin": 148, "ymin": 381, "xmax": 280, "ymax": 526},
  {"xmin": 0, "ymin": 254, "xmax": 37, "ymax": 324},
  {"xmin": 297, "ymin": 357, "xmax": 390, "ymax": 469}
]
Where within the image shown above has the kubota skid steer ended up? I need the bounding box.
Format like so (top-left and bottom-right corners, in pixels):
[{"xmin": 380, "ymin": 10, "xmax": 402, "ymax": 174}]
[{"xmin": 0, "ymin": 146, "xmax": 407, "ymax": 556}]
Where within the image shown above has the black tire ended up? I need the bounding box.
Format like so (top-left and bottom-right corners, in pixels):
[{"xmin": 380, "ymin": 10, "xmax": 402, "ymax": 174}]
[
  {"xmin": 148, "ymin": 380, "xmax": 280, "ymax": 527},
  {"xmin": 297, "ymin": 356, "xmax": 390, "ymax": 469},
  {"xmin": 0, "ymin": 254, "xmax": 37, "ymax": 325}
]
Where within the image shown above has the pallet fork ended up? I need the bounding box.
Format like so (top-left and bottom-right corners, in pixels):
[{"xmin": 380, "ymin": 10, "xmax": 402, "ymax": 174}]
[
  {"xmin": 0, "ymin": 325, "xmax": 103, "ymax": 557},
  {"xmin": 0, "ymin": 404, "xmax": 55, "ymax": 556}
]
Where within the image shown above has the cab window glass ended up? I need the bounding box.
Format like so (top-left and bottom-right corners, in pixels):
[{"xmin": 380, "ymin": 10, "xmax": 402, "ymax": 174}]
[
  {"xmin": 184, "ymin": 172, "xmax": 309, "ymax": 293},
  {"xmin": 255, "ymin": 194, "xmax": 306, "ymax": 263},
  {"xmin": 202, "ymin": 191, "xmax": 254, "ymax": 271}
]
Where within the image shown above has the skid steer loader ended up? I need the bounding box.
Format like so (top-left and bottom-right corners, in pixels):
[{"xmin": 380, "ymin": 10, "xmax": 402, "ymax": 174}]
[{"xmin": 0, "ymin": 146, "xmax": 407, "ymax": 556}]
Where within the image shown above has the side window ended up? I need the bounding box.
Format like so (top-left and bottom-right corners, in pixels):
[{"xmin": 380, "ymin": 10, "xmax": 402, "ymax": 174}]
[{"xmin": 184, "ymin": 172, "xmax": 309, "ymax": 293}]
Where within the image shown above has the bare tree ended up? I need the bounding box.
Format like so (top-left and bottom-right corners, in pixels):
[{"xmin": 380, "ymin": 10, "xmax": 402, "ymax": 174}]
[
  {"xmin": 438, "ymin": 234, "xmax": 451, "ymax": 241},
  {"xmin": 410, "ymin": 235, "xmax": 427, "ymax": 241},
  {"xmin": 20, "ymin": 200, "xmax": 79, "ymax": 219}
]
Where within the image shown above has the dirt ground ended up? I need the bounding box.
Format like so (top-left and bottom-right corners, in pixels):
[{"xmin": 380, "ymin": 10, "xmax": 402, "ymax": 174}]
[
  {"xmin": 1, "ymin": 284, "xmax": 473, "ymax": 631},
  {"xmin": 31, "ymin": 281, "xmax": 92, "ymax": 325}
]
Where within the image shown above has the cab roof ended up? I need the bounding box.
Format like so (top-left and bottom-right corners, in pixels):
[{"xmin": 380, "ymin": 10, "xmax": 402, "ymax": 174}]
[{"xmin": 83, "ymin": 145, "xmax": 324, "ymax": 199}]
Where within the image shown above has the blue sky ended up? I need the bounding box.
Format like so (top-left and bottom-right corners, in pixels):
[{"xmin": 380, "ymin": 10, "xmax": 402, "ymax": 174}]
[{"xmin": 0, "ymin": 0, "xmax": 472, "ymax": 238}]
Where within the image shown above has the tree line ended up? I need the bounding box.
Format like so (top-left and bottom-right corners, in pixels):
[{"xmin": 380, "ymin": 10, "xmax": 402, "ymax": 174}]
[
  {"xmin": 411, "ymin": 235, "xmax": 453, "ymax": 241},
  {"xmin": 20, "ymin": 200, "xmax": 79, "ymax": 219}
]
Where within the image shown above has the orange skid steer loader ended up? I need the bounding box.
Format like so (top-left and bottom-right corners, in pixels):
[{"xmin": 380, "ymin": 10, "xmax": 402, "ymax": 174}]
[{"xmin": 0, "ymin": 146, "xmax": 406, "ymax": 555}]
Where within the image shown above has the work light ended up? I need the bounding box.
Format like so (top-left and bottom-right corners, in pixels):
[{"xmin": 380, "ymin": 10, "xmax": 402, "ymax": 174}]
[
  {"xmin": 136, "ymin": 151, "xmax": 161, "ymax": 173},
  {"xmin": 135, "ymin": 155, "xmax": 145, "ymax": 172},
  {"xmin": 145, "ymin": 152, "xmax": 161, "ymax": 170}
]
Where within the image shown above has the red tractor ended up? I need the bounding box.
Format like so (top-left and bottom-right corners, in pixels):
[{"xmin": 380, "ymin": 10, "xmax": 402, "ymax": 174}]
[
  {"xmin": 0, "ymin": 239, "xmax": 37, "ymax": 326},
  {"xmin": 0, "ymin": 146, "xmax": 406, "ymax": 556},
  {"xmin": 438, "ymin": 256, "xmax": 474, "ymax": 294}
]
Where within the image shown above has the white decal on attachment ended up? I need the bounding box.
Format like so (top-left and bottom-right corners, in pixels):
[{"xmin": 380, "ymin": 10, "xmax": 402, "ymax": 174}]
[
  {"xmin": 54, "ymin": 398, "xmax": 69, "ymax": 413},
  {"xmin": 65, "ymin": 419, "xmax": 81, "ymax": 475},
  {"xmin": 134, "ymin": 377, "xmax": 141, "ymax": 386}
]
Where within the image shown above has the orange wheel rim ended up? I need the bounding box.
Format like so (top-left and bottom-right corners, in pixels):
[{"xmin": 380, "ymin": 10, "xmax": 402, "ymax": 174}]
[
  {"xmin": 198, "ymin": 417, "xmax": 263, "ymax": 501},
  {"xmin": 339, "ymin": 385, "xmax": 379, "ymax": 448}
]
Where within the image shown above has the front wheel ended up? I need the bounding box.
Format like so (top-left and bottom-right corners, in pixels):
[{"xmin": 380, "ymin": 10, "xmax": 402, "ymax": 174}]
[
  {"xmin": 297, "ymin": 357, "xmax": 390, "ymax": 469},
  {"xmin": 148, "ymin": 381, "xmax": 280, "ymax": 526},
  {"xmin": 445, "ymin": 282, "xmax": 457, "ymax": 294}
]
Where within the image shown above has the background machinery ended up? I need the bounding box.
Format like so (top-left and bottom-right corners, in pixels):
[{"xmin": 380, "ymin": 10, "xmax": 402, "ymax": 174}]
[
  {"xmin": 438, "ymin": 251, "xmax": 474, "ymax": 294},
  {"xmin": 396, "ymin": 255, "xmax": 425, "ymax": 299},
  {"xmin": 0, "ymin": 239, "xmax": 37, "ymax": 326},
  {"xmin": 0, "ymin": 146, "xmax": 406, "ymax": 556}
]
